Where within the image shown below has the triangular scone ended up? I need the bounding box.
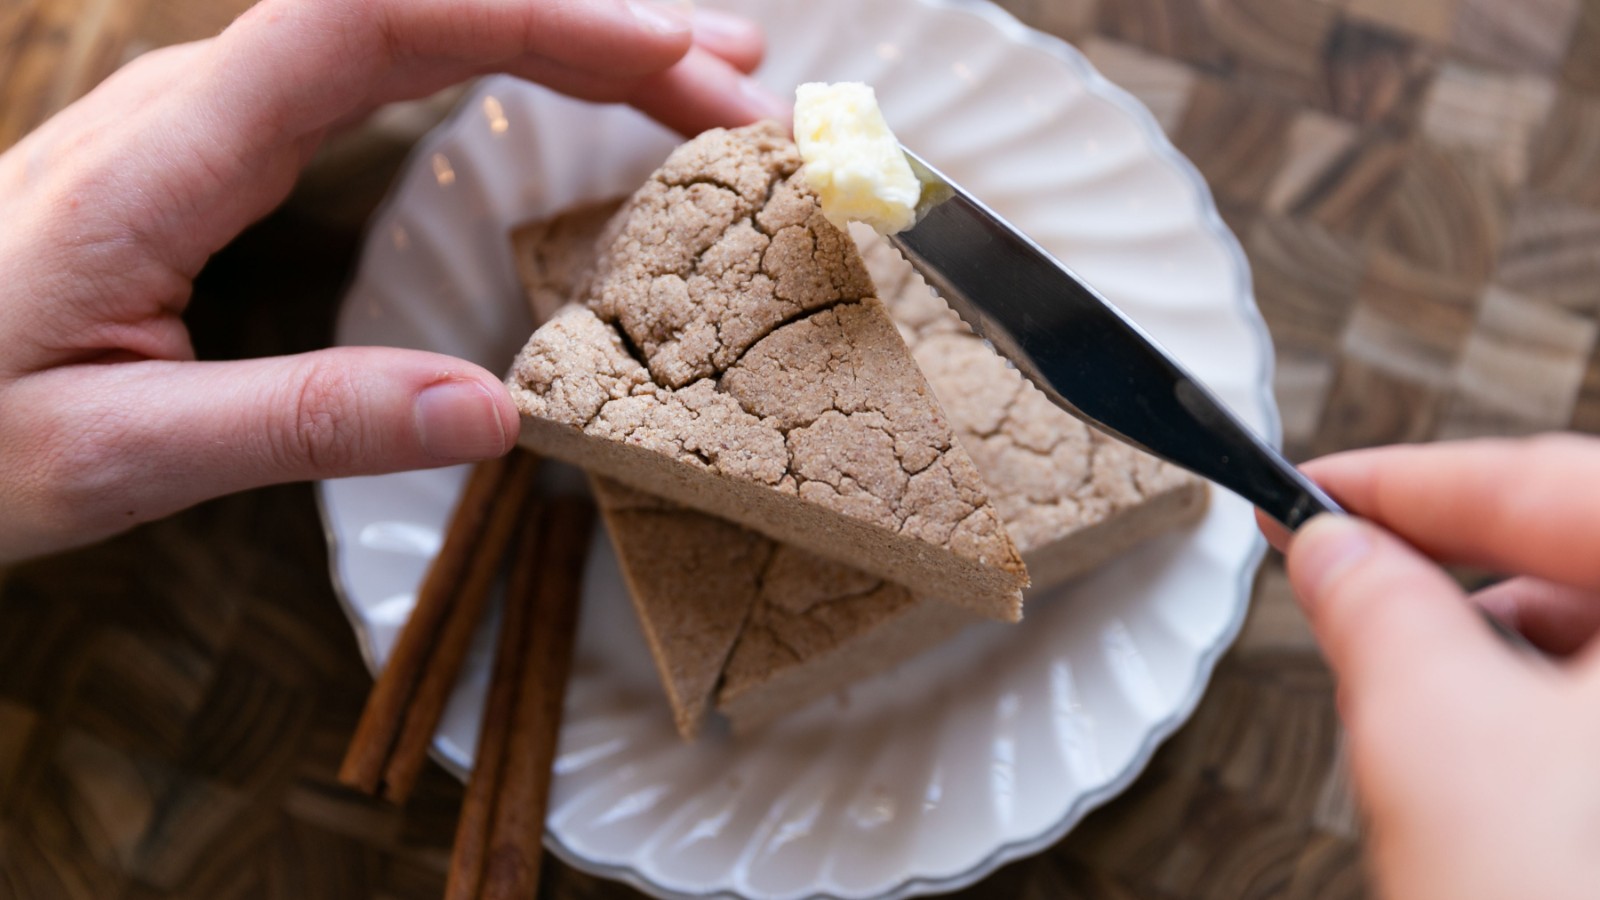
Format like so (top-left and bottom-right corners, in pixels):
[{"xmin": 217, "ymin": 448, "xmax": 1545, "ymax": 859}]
[
  {"xmin": 596, "ymin": 473, "xmax": 975, "ymax": 738},
  {"xmin": 507, "ymin": 122, "xmax": 1028, "ymax": 622},
  {"xmin": 590, "ymin": 477, "xmax": 763, "ymax": 739}
]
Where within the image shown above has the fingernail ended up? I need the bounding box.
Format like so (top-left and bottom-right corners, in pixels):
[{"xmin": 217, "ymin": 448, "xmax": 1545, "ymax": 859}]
[
  {"xmin": 1290, "ymin": 514, "xmax": 1372, "ymax": 610},
  {"xmin": 628, "ymin": 0, "xmax": 692, "ymax": 36},
  {"xmin": 692, "ymin": 6, "xmax": 755, "ymax": 42},
  {"xmin": 414, "ymin": 380, "xmax": 509, "ymax": 461},
  {"xmin": 739, "ymin": 76, "xmax": 791, "ymax": 125}
]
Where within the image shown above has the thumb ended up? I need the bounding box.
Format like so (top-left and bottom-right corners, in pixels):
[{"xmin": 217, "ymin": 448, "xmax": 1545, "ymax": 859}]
[
  {"xmin": 10, "ymin": 347, "xmax": 518, "ymax": 554},
  {"xmin": 139, "ymin": 347, "xmax": 521, "ymax": 487},
  {"xmin": 1286, "ymin": 514, "xmax": 1508, "ymax": 701}
]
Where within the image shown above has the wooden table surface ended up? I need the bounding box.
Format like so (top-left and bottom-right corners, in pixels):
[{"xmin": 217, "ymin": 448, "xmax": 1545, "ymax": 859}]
[{"xmin": 5, "ymin": 0, "xmax": 1600, "ymax": 897}]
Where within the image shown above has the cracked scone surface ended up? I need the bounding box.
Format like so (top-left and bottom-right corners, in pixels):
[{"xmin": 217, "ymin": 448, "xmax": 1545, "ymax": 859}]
[
  {"xmin": 853, "ymin": 226, "xmax": 1208, "ymax": 587},
  {"xmin": 508, "ymin": 122, "xmax": 1027, "ymax": 621},
  {"xmin": 715, "ymin": 543, "xmax": 976, "ymax": 733}
]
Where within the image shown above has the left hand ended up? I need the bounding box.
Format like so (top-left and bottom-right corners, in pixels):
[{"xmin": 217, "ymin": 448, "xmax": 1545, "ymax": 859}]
[{"xmin": 0, "ymin": 0, "xmax": 786, "ymax": 562}]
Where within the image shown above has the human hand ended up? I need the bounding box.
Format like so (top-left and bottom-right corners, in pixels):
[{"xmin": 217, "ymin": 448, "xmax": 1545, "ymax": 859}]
[
  {"xmin": 1265, "ymin": 435, "xmax": 1600, "ymax": 900},
  {"xmin": 0, "ymin": 0, "xmax": 786, "ymax": 563}
]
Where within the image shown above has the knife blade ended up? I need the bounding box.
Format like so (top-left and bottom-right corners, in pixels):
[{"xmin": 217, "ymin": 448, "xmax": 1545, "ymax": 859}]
[
  {"xmin": 882, "ymin": 148, "xmax": 1548, "ymax": 653},
  {"xmin": 886, "ymin": 145, "xmax": 1336, "ymax": 531}
]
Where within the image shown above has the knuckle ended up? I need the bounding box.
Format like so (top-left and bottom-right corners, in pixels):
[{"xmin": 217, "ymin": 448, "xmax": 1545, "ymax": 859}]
[
  {"xmin": 277, "ymin": 358, "xmax": 367, "ymax": 475},
  {"xmin": 323, "ymin": 0, "xmax": 393, "ymax": 60},
  {"xmin": 24, "ymin": 404, "xmax": 139, "ymax": 537},
  {"xmin": 1512, "ymin": 432, "xmax": 1599, "ymax": 479}
]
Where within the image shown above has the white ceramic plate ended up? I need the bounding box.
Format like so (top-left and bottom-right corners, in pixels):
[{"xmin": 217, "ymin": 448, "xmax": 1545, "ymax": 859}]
[{"xmin": 317, "ymin": 1, "xmax": 1275, "ymax": 897}]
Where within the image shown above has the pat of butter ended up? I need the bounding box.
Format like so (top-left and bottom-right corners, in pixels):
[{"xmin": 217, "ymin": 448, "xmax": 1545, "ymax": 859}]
[{"xmin": 793, "ymin": 82, "xmax": 920, "ymax": 235}]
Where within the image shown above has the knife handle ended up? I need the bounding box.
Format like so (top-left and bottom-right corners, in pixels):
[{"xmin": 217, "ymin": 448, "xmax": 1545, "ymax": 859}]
[
  {"xmin": 1260, "ymin": 453, "xmax": 1538, "ymax": 655},
  {"xmin": 1234, "ymin": 438, "xmax": 1342, "ymax": 531}
]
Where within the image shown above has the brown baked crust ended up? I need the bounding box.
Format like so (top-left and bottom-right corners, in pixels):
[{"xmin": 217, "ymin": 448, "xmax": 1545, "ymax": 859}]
[
  {"xmin": 713, "ymin": 544, "xmax": 977, "ymax": 734},
  {"xmin": 507, "ymin": 122, "xmax": 1028, "ymax": 622},
  {"xmin": 590, "ymin": 476, "xmax": 764, "ymax": 740}
]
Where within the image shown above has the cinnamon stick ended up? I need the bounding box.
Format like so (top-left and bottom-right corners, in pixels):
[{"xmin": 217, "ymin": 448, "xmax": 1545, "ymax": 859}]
[
  {"xmin": 444, "ymin": 506, "xmax": 547, "ymax": 900},
  {"xmin": 339, "ymin": 451, "xmax": 526, "ymax": 795},
  {"xmin": 481, "ymin": 497, "xmax": 595, "ymax": 900},
  {"xmin": 379, "ymin": 450, "xmax": 541, "ymax": 803}
]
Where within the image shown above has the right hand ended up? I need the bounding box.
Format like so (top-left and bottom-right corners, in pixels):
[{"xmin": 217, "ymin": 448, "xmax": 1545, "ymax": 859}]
[{"xmin": 1267, "ymin": 435, "xmax": 1600, "ymax": 900}]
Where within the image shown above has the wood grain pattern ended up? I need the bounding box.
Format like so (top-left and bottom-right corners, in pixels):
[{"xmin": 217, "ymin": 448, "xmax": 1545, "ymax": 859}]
[
  {"xmin": 1096, "ymin": 0, "xmax": 1230, "ymax": 69},
  {"xmin": 1436, "ymin": 287, "xmax": 1597, "ymax": 438},
  {"xmin": 1529, "ymin": 88, "xmax": 1600, "ymax": 208},
  {"xmin": 1373, "ymin": 142, "xmax": 1509, "ymax": 280},
  {"xmin": 1270, "ymin": 350, "xmax": 1340, "ymax": 460},
  {"xmin": 1204, "ymin": 0, "xmax": 1340, "ymax": 105},
  {"xmin": 1313, "ymin": 357, "xmax": 1444, "ymax": 453},
  {"xmin": 1346, "ymin": 0, "xmax": 1458, "ymax": 42},
  {"xmin": 1246, "ymin": 215, "xmax": 1366, "ymax": 354},
  {"xmin": 5, "ymin": 0, "xmax": 1600, "ymax": 897},
  {"xmin": 1449, "ymin": 0, "xmax": 1579, "ymax": 73},
  {"xmin": 1418, "ymin": 63, "xmax": 1555, "ymax": 188},
  {"xmin": 1174, "ymin": 77, "xmax": 1297, "ymax": 207},
  {"xmin": 1497, "ymin": 195, "xmax": 1600, "ymax": 313},
  {"xmin": 0, "ymin": 0, "xmax": 148, "ymax": 148},
  {"xmin": 1558, "ymin": 0, "xmax": 1600, "ymax": 92},
  {"xmin": 1343, "ymin": 249, "xmax": 1481, "ymax": 384},
  {"xmin": 1322, "ymin": 20, "xmax": 1438, "ymax": 125},
  {"xmin": 1572, "ymin": 344, "xmax": 1600, "ymax": 433},
  {"xmin": 1275, "ymin": 128, "xmax": 1412, "ymax": 240}
]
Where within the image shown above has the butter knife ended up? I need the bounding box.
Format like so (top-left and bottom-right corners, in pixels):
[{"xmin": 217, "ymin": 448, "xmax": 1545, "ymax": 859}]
[
  {"xmin": 887, "ymin": 147, "xmax": 1337, "ymax": 531},
  {"xmin": 888, "ymin": 147, "xmax": 1538, "ymax": 652}
]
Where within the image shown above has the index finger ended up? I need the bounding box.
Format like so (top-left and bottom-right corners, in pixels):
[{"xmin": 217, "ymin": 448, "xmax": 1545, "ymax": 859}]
[
  {"xmin": 1302, "ymin": 434, "xmax": 1600, "ymax": 591},
  {"xmin": 55, "ymin": 0, "xmax": 778, "ymax": 274},
  {"xmin": 216, "ymin": 0, "xmax": 695, "ymax": 122}
]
